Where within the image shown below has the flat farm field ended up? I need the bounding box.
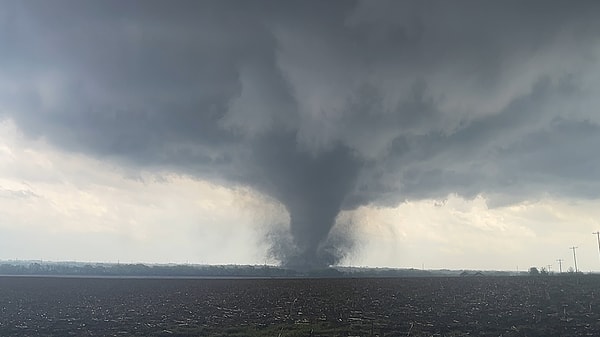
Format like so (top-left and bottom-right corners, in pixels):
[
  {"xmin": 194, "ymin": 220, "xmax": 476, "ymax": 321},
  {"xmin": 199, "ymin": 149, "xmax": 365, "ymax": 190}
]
[{"xmin": 1, "ymin": 275, "xmax": 600, "ymax": 336}]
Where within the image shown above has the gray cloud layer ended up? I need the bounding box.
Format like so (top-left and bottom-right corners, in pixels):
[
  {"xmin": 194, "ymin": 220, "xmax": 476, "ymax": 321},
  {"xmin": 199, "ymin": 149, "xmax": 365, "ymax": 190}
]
[{"xmin": 2, "ymin": 0, "xmax": 600, "ymax": 267}]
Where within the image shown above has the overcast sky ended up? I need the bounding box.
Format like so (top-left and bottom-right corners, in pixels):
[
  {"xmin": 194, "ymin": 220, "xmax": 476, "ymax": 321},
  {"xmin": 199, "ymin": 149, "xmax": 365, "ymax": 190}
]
[{"xmin": 2, "ymin": 1, "xmax": 600, "ymax": 270}]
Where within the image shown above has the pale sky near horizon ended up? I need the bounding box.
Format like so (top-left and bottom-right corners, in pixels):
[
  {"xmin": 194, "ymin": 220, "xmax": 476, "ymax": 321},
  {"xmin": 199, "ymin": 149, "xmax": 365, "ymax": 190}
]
[{"xmin": 3, "ymin": 1, "xmax": 600, "ymax": 271}]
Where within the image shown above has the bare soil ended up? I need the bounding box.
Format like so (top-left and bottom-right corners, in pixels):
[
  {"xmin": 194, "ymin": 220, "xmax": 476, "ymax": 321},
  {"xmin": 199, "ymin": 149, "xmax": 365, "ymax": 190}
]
[{"xmin": 1, "ymin": 275, "xmax": 600, "ymax": 336}]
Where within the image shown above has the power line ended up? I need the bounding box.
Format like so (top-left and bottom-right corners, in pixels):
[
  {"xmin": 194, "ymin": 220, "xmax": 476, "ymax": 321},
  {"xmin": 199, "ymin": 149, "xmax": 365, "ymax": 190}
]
[
  {"xmin": 556, "ymin": 259, "xmax": 563, "ymax": 273},
  {"xmin": 570, "ymin": 246, "xmax": 579, "ymax": 273},
  {"xmin": 593, "ymin": 232, "xmax": 600, "ymax": 267}
]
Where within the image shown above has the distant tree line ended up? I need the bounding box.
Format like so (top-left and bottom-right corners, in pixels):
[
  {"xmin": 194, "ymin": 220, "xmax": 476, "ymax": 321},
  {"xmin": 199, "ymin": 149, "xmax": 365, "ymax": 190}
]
[
  {"xmin": 0, "ymin": 262, "xmax": 300, "ymax": 277},
  {"xmin": 0, "ymin": 262, "xmax": 525, "ymax": 278},
  {"xmin": 0, "ymin": 262, "xmax": 439, "ymax": 278},
  {"xmin": 528, "ymin": 266, "xmax": 582, "ymax": 276}
]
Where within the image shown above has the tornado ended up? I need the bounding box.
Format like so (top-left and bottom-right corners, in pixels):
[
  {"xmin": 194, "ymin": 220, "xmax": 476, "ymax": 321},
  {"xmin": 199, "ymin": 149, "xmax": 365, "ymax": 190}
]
[{"xmin": 251, "ymin": 133, "xmax": 360, "ymax": 270}]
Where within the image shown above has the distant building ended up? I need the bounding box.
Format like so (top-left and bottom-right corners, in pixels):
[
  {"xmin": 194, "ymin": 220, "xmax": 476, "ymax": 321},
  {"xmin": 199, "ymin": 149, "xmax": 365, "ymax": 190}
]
[{"xmin": 460, "ymin": 271, "xmax": 485, "ymax": 277}]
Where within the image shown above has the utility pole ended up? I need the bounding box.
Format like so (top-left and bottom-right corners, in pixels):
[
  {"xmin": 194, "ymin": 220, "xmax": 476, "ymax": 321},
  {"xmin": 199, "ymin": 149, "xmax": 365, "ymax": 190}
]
[
  {"xmin": 546, "ymin": 264, "xmax": 552, "ymax": 273},
  {"xmin": 593, "ymin": 232, "xmax": 600, "ymax": 267},
  {"xmin": 556, "ymin": 259, "xmax": 563, "ymax": 273},
  {"xmin": 570, "ymin": 246, "xmax": 579, "ymax": 273}
]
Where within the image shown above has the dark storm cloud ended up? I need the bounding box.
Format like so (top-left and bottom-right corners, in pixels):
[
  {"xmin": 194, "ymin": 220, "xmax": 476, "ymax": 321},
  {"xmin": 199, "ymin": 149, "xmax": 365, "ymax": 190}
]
[{"xmin": 2, "ymin": 0, "xmax": 600, "ymax": 267}]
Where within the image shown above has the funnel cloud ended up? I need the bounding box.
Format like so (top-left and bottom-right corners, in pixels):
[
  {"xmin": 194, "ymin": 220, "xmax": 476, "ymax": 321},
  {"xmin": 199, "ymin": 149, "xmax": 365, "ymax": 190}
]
[
  {"xmin": 249, "ymin": 134, "xmax": 361, "ymax": 268},
  {"xmin": 3, "ymin": 1, "xmax": 600, "ymax": 268}
]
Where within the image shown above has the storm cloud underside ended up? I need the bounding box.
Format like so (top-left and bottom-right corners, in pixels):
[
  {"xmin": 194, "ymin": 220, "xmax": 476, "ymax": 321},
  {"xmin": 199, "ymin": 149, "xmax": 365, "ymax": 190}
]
[{"xmin": 3, "ymin": 1, "xmax": 600, "ymax": 267}]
